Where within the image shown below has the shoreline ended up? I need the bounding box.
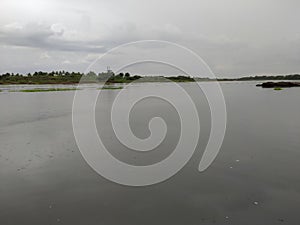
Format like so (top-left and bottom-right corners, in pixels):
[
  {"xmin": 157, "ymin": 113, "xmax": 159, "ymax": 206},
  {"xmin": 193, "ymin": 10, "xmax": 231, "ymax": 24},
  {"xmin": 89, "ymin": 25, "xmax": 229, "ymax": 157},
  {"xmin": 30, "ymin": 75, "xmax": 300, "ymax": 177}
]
[
  {"xmin": 2, "ymin": 79, "xmax": 300, "ymax": 85},
  {"xmin": 1, "ymin": 72, "xmax": 300, "ymax": 85}
]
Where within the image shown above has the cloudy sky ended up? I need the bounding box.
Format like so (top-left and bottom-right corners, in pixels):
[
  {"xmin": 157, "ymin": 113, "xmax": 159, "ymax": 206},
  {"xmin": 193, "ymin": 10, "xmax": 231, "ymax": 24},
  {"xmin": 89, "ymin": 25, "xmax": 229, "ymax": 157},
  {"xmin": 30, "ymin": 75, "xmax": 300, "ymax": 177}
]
[{"xmin": 0, "ymin": 0, "xmax": 300, "ymax": 77}]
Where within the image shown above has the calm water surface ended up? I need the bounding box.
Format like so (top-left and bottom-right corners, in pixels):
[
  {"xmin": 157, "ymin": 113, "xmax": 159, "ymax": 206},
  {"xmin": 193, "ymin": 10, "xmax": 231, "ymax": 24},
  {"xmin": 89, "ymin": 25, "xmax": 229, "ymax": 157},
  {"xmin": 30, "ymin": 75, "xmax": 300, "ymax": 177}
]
[{"xmin": 0, "ymin": 82, "xmax": 300, "ymax": 225}]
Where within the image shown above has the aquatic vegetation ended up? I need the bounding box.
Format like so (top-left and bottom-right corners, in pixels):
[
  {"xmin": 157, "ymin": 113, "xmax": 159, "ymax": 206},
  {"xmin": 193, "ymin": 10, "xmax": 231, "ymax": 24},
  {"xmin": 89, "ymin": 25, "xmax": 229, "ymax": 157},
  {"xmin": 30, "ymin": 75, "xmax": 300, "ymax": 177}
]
[
  {"xmin": 274, "ymin": 87, "xmax": 283, "ymax": 91},
  {"xmin": 11, "ymin": 88, "xmax": 78, "ymax": 92},
  {"xmin": 100, "ymin": 86, "xmax": 123, "ymax": 90}
]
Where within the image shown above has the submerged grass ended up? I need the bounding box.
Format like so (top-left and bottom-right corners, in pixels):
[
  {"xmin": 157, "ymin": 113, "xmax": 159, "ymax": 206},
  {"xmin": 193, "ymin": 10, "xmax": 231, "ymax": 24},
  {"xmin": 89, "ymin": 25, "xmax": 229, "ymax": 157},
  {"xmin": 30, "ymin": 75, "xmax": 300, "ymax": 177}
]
[
  {"xmin": 99, "ymin": 86, "xmax": 123, "ymax": 90},
  {"xmin": 11, "ymin": 88, "xmax": 78, "ymax": 92}
]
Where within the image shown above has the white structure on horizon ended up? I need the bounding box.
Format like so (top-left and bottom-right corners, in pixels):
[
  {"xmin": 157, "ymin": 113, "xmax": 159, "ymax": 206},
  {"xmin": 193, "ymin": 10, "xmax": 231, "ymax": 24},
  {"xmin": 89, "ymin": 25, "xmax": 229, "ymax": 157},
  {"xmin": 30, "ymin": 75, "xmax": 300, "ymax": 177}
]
[
  {"xmin": 106, "ymin": 66, "xmax": 114, "ymax": 77},
  {"xmin": 98, "ymin": 66, "xmax": 115, "ymax": 80}
]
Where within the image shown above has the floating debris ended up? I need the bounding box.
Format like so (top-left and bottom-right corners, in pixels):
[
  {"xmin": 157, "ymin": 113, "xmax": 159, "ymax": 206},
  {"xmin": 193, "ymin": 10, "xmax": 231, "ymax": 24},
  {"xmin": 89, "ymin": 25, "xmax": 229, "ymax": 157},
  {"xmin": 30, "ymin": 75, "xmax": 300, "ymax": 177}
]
[{"xmin": 253, "ymin": 201, "xmax": 259, "ymax": 205}]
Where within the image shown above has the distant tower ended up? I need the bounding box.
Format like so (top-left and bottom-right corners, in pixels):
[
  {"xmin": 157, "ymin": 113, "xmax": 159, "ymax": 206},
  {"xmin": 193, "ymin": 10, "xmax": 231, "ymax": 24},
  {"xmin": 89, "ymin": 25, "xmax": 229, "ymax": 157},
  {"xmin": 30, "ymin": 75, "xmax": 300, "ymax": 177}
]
[{"xmin": 107, "ymin": 66, "xmax": 114, "ymax": 77}]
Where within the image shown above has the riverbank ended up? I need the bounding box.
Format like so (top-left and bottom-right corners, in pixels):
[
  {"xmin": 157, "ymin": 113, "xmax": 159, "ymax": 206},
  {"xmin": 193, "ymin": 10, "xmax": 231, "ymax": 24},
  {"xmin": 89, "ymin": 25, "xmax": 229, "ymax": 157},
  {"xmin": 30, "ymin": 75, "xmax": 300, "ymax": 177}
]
[{"xmin": 1, "ymin": 72, "xmax": 300, "ymax": 85}]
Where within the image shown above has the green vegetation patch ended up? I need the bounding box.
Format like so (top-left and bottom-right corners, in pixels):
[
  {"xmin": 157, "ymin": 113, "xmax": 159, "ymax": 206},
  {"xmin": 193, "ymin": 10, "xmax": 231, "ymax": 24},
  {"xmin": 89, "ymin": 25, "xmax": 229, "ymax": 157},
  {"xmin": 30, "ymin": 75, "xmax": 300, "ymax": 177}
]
[
  {"xmin": 12, "ymin": 88, "xmax": 78, "ymax": 92},
  {"xmin": 274, "ymin": 87, "xmax": 283, "ymax": 91},
  {"xmin": 100, "ymin": 86, "xmax": 123, "ymax": 90}
]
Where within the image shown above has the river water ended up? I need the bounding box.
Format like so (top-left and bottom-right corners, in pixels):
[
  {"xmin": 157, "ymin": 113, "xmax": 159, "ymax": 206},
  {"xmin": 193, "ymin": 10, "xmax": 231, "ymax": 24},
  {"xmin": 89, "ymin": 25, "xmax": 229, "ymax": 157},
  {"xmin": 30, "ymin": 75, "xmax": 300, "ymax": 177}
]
[{"xmin": 0, "ymin": 81, "xmax": 300, "ymax": 225}]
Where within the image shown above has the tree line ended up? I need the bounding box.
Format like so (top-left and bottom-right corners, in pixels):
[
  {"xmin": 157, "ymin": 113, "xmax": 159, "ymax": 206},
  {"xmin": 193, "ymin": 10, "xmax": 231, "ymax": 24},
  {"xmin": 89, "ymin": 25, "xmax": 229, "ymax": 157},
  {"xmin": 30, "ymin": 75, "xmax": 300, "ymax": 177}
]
[
  {"xmin": 217, "ymin": 74, "xmax": 300, "ymax": 81},
  {"xmin": 2, "ymin": 70, "xmax": 299, "ymax": 84},
  {"xmin": 0, "ymin": 71, "xmax": 142, "ymax": 84}
]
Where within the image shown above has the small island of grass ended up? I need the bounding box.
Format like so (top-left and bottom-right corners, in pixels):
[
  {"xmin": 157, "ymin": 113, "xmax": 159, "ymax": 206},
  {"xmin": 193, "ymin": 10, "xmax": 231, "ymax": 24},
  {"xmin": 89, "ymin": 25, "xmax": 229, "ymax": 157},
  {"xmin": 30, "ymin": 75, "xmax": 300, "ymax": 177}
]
[
  {"xmin": 256, "ymin": 81, "xmax": 300, "ymax": 88},
  {"xmin": 11, "ymin": 88, "xmax": 78, "ymax": 92},
  {"xmin": 100, "ymin": 86, "xmax": 123, "ymax": 90}
]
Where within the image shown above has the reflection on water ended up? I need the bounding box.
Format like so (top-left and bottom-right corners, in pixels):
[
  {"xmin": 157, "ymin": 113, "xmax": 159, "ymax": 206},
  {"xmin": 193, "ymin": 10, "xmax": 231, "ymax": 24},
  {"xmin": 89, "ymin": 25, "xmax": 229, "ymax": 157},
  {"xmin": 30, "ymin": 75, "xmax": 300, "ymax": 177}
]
[{"xmin": 0, "ymin": 82, "xmax": 300, "ymax": 224}]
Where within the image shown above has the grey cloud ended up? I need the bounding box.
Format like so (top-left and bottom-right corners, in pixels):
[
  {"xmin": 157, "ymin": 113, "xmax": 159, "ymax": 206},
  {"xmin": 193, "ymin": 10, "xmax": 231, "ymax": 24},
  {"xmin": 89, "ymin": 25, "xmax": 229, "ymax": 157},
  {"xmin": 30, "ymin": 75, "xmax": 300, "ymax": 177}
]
[
  {"xmin": 0, "ymin": 21, "xmax": 183, "ymax": 53},
  {"xmin": 0, "ymin": 23, "xmax": 106, "ymax": 53},
  {"xmin": 1, "ymin": 0, "xmax": 300, "ymax": 76}
]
